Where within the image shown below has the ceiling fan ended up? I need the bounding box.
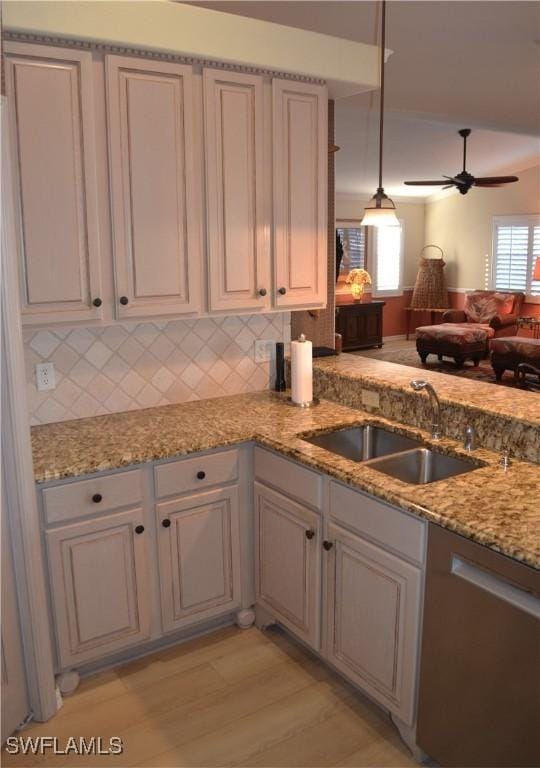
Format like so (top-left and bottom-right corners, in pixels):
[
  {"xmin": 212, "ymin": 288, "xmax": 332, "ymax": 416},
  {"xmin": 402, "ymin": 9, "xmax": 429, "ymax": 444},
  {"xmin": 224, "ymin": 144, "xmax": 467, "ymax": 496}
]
[{"xmin": 404, "ymin": 129, "xmax": 519, "ymax": 195}]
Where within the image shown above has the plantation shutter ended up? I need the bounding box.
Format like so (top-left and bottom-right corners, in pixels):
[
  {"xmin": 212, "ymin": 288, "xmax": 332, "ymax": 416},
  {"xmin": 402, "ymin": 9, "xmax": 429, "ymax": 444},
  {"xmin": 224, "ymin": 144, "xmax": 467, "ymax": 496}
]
[
  {"xmin": 493, "ymin": 217, "xmax": 540, "ymax": 297},
  {"xmin": 373, "ymin": 223, "xmax": 403, "ymax": 296},
  {"xmin": 337, "ymin": 227, "xmax": 366, "ymax": 270}
]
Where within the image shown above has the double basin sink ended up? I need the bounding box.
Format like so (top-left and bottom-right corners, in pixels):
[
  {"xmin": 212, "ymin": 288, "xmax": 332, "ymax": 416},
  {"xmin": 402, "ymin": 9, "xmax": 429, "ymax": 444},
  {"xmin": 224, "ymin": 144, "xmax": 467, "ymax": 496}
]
[{"xmin": 302, "ymin": 424, "xmax": 479, "ymax": 485}]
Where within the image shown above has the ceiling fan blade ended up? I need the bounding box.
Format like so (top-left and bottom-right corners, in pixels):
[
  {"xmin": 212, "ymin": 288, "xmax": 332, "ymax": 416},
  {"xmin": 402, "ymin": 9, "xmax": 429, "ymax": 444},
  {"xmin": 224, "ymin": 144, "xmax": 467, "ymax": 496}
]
[
  {"xmin": 442, "ymin": 184, "xmax": 454, "ymax": 190},
  {"xmin": 473, "ymin": 176, "xmax": 519, "ymax": 185},
  {"xmin": 403, "ymin": 180, "xmax": 449, "ymax": 186}
]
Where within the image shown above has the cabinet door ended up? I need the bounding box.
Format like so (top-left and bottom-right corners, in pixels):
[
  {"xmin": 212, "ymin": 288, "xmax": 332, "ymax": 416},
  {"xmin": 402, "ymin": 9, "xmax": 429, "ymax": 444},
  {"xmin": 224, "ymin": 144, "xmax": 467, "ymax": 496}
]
[
  {"xmin": 255, "ymin": 482, "xmax": 321, "ymax": 650},
  {"xmin": 46, "ymin": 509, "xmax": 151, "ymax": 669},
  {"xmin": 204, "ymin": 69, "xmax": 270, "ymax": 312},
  {"xmin": 106, "ymin": 56, "xmax": 201, "ymax": 318},
  {"xmin": 272, "ymin": 79, "xmax": 327, "ymax": 309},
  {"xmin": 4, "ymin": 43, "xmax": 102, "ymax": 324},
  {"xmin": 325, "ymin": 523, "xmax": 422, "ymax": 725},
  {"xmin": 157, "ymin": 487, "xmax": 241, "ymax": 633}
]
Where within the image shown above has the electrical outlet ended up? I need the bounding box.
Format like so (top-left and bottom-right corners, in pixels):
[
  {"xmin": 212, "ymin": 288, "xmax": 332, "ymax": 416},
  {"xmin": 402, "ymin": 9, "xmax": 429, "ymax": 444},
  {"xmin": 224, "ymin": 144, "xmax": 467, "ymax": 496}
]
[
  {"xmin": 361, "ymin": 388, "xmax": 380, "ymax": 409},
  {"xmin": 254, "ymin": 340, "xmax": 276, "ymax": 363},
  {"xmin": 36, "ymin": 362, "xmax": 56, "ymax": 391}
]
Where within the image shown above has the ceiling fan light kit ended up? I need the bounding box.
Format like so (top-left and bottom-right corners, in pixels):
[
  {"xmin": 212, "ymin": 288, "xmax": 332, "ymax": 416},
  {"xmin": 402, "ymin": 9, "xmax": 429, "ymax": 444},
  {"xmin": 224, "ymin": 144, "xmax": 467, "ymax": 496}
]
[
  {"xmin": 404, "ymin": 128, "xmax": 520, "ymax": 195},
  {"xmin": 360, "ymin": 0, "xmax": 400, "ymax": 227}
]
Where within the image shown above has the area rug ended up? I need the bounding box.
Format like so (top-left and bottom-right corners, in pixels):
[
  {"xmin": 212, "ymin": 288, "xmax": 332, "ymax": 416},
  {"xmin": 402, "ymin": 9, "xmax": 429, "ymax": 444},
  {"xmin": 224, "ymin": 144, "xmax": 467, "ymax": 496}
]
[{"xmin": 352, "ymin": 341, "xmax": 524, "ymax": 388}]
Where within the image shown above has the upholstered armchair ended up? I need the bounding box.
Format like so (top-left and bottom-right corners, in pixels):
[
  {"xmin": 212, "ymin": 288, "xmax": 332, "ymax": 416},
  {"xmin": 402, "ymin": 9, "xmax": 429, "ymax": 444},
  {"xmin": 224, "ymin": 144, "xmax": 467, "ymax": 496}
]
[{"xmin": 442, "ymin": 290, "xmax": 525, "ymax": 338}]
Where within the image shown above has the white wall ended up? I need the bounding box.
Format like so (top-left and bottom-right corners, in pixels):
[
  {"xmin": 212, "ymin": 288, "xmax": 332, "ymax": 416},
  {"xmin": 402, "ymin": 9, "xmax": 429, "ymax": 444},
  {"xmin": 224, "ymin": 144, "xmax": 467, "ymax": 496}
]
[
  {"xmin": 424, "ymin": 164, "xmax": 540, "ymax": 290},
  {"xmin": 336, "ymin": 195, "xmax": 426, "ymax": 287}
]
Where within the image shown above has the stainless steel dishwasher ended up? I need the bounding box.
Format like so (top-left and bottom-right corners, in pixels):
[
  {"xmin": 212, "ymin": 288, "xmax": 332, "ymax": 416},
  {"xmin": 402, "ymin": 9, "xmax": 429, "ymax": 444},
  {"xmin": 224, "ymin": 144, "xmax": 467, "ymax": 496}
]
[{"xmin": 417, "ymin": 524, "xmax": 540, "ymax": 767}]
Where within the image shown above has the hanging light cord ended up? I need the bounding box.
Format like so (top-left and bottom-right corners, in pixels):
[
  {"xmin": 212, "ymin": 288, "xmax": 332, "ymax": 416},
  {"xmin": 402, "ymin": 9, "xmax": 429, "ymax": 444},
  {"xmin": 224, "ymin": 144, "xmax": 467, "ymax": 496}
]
[{"xmin": 377, "ymin": 0, "xmax": 386, "ymax": 194}]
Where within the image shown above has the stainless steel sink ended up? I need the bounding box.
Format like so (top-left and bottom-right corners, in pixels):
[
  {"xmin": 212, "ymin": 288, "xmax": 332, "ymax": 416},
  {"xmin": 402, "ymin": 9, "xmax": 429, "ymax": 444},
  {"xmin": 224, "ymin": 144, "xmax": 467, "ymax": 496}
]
[
  {"xmin": 302, "ymin": 425, "xmax": 424, "ymax": 462},
  {"xmin": 367, "ymin": 448, "xmax": 478, "ymax": 484}
]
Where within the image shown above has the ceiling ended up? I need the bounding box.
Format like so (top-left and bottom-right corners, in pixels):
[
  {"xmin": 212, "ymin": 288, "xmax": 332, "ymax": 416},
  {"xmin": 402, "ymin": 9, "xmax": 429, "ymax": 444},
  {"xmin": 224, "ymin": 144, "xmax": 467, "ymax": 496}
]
[{"xmin": 185, "ymin": 1, "xmax": 540, "ymax": 198}]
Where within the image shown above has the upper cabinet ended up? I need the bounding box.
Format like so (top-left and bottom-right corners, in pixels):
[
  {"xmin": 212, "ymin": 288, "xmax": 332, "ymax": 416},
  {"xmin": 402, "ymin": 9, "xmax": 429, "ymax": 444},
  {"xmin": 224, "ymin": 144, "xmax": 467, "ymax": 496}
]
[
  {"xmin": 203, "ymin": 69, "xmax": 270, "ymax": 312},
  {"xmin": 4, "ymin": 43, "xmax": 103, "ymax": 325},
  {"xmin": 106, "ymin": 56, "xmax": 201, "ymax": 318},
  {"xmin": 273, "ymin": 79, "xmax": 328, "ymax": 308},
  {"xmin": 5, "ymin": 42, "xmax": 327, "ymax": 325}
]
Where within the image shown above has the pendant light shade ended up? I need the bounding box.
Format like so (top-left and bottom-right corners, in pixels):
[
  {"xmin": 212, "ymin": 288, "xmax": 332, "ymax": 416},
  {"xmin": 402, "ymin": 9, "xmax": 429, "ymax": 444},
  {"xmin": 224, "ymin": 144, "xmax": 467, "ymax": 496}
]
[{"xmin": 361, "ymin": 0, "xmax": 399, "ymax": 228}]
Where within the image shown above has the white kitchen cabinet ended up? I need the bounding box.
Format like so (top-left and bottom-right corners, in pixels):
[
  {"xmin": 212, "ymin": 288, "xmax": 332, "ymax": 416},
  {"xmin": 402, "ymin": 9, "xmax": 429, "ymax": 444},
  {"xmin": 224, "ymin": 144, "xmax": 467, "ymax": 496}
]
[
  {"xmin": 272, "ymin": 78, "xmax": 327, "ymax": 308},
  {"xmin": 106, "ymin": 55, "xmax": 202, "ymax": 318},
  {"xmin": 204, "ymin": 69, "xmax": 270, "ymax": 312},
  {"xmin": 46, "ymin": 509, "xmax": 151, "ymax": 669},
  {"xmin": 157, "ymin": 486, "xmax": 241, "ymax": 633},
  {"xmin": 255, "ymin": 481, "xmax": 321, "ymax": 650},
  {"xmin": 4, "ymin": 43, "xmax": 103, "ymax": 325},
  {"xmin": 325, "ymin": 522, "xmax": 423, "ymax": 725}
]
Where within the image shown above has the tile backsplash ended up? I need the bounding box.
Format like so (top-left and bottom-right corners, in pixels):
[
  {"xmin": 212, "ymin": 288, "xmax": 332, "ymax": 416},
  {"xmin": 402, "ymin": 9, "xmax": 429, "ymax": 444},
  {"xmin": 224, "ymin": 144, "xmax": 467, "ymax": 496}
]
[{"xmin": 24, "ymin": 314, "xmax": 290, "ymax": 425}]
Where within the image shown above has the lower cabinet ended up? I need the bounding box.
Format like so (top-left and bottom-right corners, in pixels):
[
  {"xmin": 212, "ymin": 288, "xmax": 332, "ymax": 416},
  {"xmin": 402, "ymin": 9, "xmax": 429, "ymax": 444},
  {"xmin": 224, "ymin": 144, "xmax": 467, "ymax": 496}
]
[
  {"xmin": 255, "ymin": 482, "xmax": 321, "ymax": 650},
  {"xmin": 157, "ymin": 487, "xmax": 241, "ymax": 633},
  {"xmin": 325, "ymin": 522, "xmax": 422, "ymax": 725},
  {"xmin": 46, "ymin": 509, "xmax": 151, "ymax": 668}
]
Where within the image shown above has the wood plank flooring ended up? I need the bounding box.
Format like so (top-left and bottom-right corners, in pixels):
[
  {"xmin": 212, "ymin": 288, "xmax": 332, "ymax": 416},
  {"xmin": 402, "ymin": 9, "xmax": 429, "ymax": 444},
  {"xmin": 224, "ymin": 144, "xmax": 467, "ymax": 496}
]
[{"xmin": 2, "ymin": 626, "xmax": 417, "ymax": 768}]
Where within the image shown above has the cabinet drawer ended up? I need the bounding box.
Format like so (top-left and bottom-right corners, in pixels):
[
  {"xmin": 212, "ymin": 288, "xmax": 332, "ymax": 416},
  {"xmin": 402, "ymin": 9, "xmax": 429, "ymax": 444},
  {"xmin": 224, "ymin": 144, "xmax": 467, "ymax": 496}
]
[
  {"xmin": 254, "ymin": 448, "xmax": 322, "ymax": 511},
  {"xmin": 329, "ymin": 481, "xmax": 425, "ymax": 565},
  {"xmin": 154, "ymin": 449, "xmax": 239, "ymax": 499},
  {"xmin": 42, "ymin": 470, "xmax": 143, "ymax": 525}
]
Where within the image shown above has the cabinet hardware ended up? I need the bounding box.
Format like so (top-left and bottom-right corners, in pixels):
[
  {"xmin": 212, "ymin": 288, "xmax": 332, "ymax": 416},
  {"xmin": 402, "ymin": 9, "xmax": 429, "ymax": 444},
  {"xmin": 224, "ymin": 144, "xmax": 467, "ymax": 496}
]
[
  {"xmin": 278, "ymin": 287, "xmax": 287, "ymax": 295},
  {"xmin": 92, "ymin": 297, "xmax": 102, "ymax": 307},
  {"xmin": 305, "ymin": 529, "xmax": 315, "ymax": 540},
  {"xmin": 119, "ymin": 296, "xmax": 129, "ymax": 305},
  {"xmin": 135, "ymin": 525, "xmax": 145, "ymax": 534},
  {"xmin": 196, "ymin": 470, "xmax": 206, "ymax": 480},
  {"xmin": 323, "ymin": 540, "xmax": 333, "ymax": 551},
  {"xmin": 92, "ymin": 493, "xmax": 102, "ymax": 504},
  {"xmin": 258, "ymin": 288, "xmax": 267, "ymax": 297},
  {"xmin": 162, "ymin": 519, "xmax": 171, "ymax": 528}
]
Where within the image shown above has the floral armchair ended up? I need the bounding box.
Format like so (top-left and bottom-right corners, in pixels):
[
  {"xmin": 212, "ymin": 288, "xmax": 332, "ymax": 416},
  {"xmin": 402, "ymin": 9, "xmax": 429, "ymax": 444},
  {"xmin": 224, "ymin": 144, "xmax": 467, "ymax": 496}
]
[{"xmin": 442, "ymin": 290, "xmax": 525, "ymax": 338}]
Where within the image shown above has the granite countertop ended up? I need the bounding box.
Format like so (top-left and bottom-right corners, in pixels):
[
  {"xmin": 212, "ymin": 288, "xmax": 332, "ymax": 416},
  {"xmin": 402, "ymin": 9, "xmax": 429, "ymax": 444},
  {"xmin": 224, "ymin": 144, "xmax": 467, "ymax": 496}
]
[
  {"xmin": 313, "ymin": 355, "xmax": 540, "ymax": 428},
  {"xmin": 31, "ymin": 392, "xmax": 540, "ymax": 570}
]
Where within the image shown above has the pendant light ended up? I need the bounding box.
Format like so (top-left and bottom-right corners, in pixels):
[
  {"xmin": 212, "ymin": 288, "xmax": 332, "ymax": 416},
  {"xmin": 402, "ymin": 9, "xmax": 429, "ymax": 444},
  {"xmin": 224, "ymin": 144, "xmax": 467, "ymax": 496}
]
[{"xmin": 360, "ymin": 0, "xmax": 399, "ymax": 227}]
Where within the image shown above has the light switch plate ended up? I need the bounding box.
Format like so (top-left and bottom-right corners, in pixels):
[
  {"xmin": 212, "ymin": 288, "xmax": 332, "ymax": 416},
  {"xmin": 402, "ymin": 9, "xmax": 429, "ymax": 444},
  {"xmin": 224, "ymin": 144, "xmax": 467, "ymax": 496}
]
[
  {"xmin": 254, "ymin": 340, "xmax": 276, "ymax": 363},
  {"xmin": 361, "ymin": 388, "xmax": 380, "ymax": 408},
  {"xmin": 36, "ymin": 362, "xmax": 56, "ymax": 391}
]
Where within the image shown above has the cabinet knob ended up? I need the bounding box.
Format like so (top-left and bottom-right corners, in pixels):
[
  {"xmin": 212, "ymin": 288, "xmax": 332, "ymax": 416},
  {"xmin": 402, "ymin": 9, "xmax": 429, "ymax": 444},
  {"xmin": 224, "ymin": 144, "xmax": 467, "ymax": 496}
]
[
  {"xmin": 92, "ymin": 493, "xmax": 102, "ymax": 504},
  {"xmin": 305, "ymin": 529, "xmax": 315, "ymax": 540},
  {"xmin": 323, "ymin": 540, "xmax": 333, "ymax": 551},
  {"xmin": 196, "ymin": 470, "xmax": 206, "ymax": 480},
  {"xmin": 135, "ymin": 525, "xmax": 145, "ymax": 535},
  {"xmin": 92, "ymin": 297, "xmax": 103, "ymax": 307},
  {"xmin": 258, "ymin": 288, "xmax": 267, "ymax": 297},
  {"xmin": 119, "ymin": 296, "xmax": 129, "ymax": 306},
  {"xmin": 162, "ymin": 519, "xmax": 171, "ymax": 528},
  {"xmin": 278, "ymin": 287, "xmax": 287, "ymax": 295}
]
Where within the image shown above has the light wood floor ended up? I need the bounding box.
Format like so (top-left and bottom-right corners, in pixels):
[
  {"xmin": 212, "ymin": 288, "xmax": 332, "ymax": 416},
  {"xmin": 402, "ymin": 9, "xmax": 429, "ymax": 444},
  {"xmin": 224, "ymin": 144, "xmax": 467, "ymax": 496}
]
[{"xmin": 2, "ymin": 626, "xmax": 417, "ymax": 768}]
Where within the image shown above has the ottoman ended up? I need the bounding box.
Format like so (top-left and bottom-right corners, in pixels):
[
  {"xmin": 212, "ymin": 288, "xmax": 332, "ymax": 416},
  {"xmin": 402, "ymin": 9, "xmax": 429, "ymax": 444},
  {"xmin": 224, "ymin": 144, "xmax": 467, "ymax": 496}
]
[
  {"xmin": 489, "ymin": 336, "xmax": 540, "ymax": 381},
  {"xmin": 415, "ymin": 323, "xmax": 490, "ymax": 368}
]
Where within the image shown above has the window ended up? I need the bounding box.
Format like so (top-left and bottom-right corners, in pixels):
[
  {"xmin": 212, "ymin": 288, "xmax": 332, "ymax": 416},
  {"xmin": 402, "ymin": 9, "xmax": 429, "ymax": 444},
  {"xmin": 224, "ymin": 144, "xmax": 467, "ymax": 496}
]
[
  {"xmin": 372, "ymin": 221, "xmax": 404, "ymax": 297},
  {"xmin": 492, "ymin": 215, "xmax": 540, "ymax": 299},
  {"xmin": 336, "ymin": 226, "xmax": 366, "ymax": 272}
]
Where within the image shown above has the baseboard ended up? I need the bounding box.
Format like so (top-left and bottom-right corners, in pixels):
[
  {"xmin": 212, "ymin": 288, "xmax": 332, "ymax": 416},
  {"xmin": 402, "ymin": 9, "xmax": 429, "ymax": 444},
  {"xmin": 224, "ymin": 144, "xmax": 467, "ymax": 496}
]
[{"xmin": 383, "ymin": 334, "xmax": 408, "ymax": 342}]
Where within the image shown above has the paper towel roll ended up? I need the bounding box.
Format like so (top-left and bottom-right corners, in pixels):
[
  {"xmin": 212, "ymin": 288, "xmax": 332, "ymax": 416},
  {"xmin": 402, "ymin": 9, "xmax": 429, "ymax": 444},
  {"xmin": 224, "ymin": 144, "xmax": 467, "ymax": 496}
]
[{"xmin": 291, "ymin": 334, "xmax": 313, "ymax": 404}]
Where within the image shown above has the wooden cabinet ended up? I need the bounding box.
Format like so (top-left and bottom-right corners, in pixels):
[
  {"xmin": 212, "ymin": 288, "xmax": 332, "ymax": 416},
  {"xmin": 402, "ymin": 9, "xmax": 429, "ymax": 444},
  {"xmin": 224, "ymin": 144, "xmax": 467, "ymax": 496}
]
[
  {"xmin": 203, "ymin": 69, "xmax": 270, "ymax": 312},
  {"xmin": 4, "ymin": 43, "xmax": 103, "ymax": 325},
  {"xmin": 335, "ymin": 301, "xmax": 385, "ymax": 351},
  {"xmin": 325, "ymin": 522, "xmax": 423, "ymax": 725},
  {"xmin": 156, "ymin": 486, "xmax": 241, "ymax": 633},
  {"xmin": 106, "ymin": 56, "xmax": 201, "ymax": 318},
  {"xmin": 255, "ymin": 482, "xmax": 321, "ymax": 650},
  {"xmin": 46, "ymin": 509, "xmax": 151, "ymax": 668},
  {"xmin": 273, "ymin": 79, "xmax": 327, "ymax": 309}
]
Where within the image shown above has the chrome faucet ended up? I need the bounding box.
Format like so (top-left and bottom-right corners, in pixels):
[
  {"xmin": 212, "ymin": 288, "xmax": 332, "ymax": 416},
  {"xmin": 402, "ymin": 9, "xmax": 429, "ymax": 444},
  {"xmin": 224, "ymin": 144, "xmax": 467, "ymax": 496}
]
[
  {"xmin": 410, "ymin": 380, "xmax": 441, "ymax": 440},
  {"xmin": 464, "ymin": 425, "xmax": 475, "ymax": 451}
]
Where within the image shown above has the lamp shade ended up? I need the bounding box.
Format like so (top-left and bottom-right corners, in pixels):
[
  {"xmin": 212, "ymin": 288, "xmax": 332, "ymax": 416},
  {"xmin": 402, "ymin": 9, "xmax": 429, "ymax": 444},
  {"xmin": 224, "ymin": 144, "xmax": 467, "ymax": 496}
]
[
  {"xmin": 533, "ymin": 257, "xmax": 540, "ymax": 281},
  {"xmin": 360, "ymin": 190, "xmax": 400, "ymax": 228}
]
